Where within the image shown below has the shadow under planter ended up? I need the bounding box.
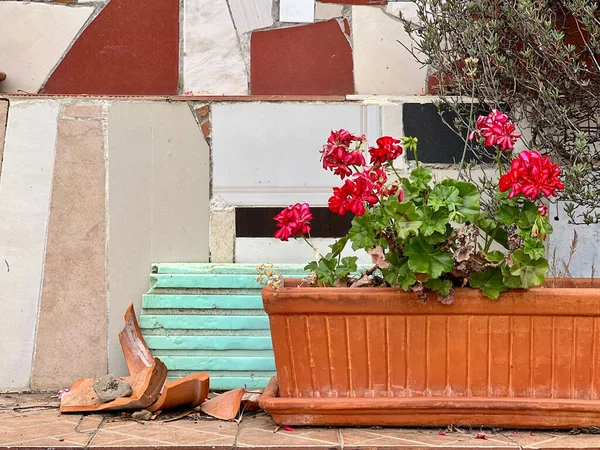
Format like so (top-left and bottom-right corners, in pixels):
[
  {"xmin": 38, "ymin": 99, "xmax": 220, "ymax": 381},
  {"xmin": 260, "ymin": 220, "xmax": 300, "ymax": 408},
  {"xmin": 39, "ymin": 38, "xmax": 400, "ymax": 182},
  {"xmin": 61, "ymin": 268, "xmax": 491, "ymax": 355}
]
[{"xmin": 259, "ymin": 278, "xmax": 600, "ymax": 428}]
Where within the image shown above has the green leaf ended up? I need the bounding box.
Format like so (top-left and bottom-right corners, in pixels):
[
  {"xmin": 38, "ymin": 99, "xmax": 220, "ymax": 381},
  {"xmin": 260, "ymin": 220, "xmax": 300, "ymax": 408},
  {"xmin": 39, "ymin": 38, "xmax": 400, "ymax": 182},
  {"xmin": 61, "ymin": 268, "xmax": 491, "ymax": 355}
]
[
  {"xmin": 329, "ymin": 236, "xmax": 349, "ymax": 258},
  {"xmin": 336, "ymin": 256, "xmax": 358, "ymax": 279},
  {"xmin": 423, "ymin": 228, "xmax": 452, "ymax": 245},
  {"xmin": 469, "ymin": 267, "xmax": 509, "ymax": 299},
  {"xmin": 428, "ymin": 184, "xmax": 462, "ymax": 212},
  {"xmin": 409, "ymin": 166, "xmax": 432, "ymax": 191},
  {"xmin": 404, "ymin": 238, "xmax": 454, "ymax": 278},
  {"xmin": 496, "ymin": 203, "xmax": 520, "ymax": 225},
  {"xmin": 381, "ymin": 256, "xmax": 416, "ymax": 290},
  {"xmin": 348, "ymin": 214, "xmax": 377, "ymax": 251},
  {"xmin": 424, "ymin": 278, "xmax": 453, "ymax": 296},
  {"xmin": 485, "ymin": 251, "xmax": 505, "ymax": 263},
  {"xmin": 389, "ymin": 201, "xmax": 422, "ymax": 240},
  {"xmin": 509, "ymin": 249, "xmax": 549, "ymax": 289},
  {"xmin": 477, "ymin": 218, "xmax": 509, "ymax": 249},
  {"xmin": 418, "ymin": 206, "xmax": 449, "ymax": 236},
  {"xmin": 516, "ymin": 201, "xmax": 540, "ymax": 229},
  {"xmin": 441, "ymin": 179, "xmax": 481, "ymax": 219},
  {"xmin": 502, "ymin": 264, "xmax": 522, "ymax": 288},
  {"xmin": 305, "ymin": 256, "xmax": 338, "ymax": 286},
  {"xmin": 522, "ymin": 237, "xmax": 546, "ymax": 259}
]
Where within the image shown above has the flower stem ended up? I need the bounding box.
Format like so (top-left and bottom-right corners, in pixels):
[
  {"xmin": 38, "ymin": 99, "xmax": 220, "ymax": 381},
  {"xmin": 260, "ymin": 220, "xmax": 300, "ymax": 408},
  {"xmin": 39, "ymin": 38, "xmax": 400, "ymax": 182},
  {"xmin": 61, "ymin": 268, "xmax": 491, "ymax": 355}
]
[
  {"xmin": 303, "ymin": 235, "xmax": 320, "ymax": 260},
  {"xmin": 412, "ymin": 147, "xmax": 419, "ymax": 167},
  {"xmin": 496, "ymin": 148, "xmax": 503, "ymax": 177},
  {"xmin": 483, "ymin": 228, "xmax": 498, "ymax": 253},
  {"xmin": 457, "ymin": 79, "xmax": 476, "ymax": 180}
]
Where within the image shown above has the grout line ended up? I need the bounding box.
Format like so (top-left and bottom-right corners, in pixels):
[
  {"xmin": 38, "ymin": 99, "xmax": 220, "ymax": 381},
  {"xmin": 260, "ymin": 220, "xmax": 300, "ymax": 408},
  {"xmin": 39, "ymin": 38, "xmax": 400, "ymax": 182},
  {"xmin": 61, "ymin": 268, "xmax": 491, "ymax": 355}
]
[
  {"xmin": 338, "ymin": 428, "xmax": 344, "ymax": 449},
  {"xmin": 232, "ymin": 419, "xmax": 241, "ymax": 450},
  {"xmin": 83, "ymin": 415, "xmax": 107, "ymax": 449}
]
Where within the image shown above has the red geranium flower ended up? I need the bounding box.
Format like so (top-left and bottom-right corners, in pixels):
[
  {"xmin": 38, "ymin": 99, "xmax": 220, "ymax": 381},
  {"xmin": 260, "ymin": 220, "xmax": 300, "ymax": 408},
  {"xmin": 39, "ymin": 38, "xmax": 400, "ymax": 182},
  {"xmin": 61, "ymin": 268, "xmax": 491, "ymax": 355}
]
[
  {"xmin": 499, "ymin": 150, "xmax": 564, "ymax": 200},
  {"xmin": 369, "ymin": 136, "xmax": 403, "ymax": 167},
  {"xmin": 321, "ymin": 129, "xmax": 366, "ymax": 179},
  {"xmin": 273, "ymin": 203, "xmax": 313, "ymax": 241},
  {"xmin": 538, "ymin": 205, "xmax": 548, "ymax": 216},
  {"xmin": 469, "ymin": 109, "xmax": 522, "ymax": 151},
  {"xmin": 328, "ymin": 173, "xmax": 379, "ymax": 216}
]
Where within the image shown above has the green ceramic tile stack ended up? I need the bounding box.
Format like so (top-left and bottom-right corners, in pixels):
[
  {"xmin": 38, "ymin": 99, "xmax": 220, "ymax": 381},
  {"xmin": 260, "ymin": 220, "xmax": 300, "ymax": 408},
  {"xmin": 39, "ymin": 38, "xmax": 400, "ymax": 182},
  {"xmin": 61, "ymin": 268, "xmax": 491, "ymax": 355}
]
[{"xmin": 139, "ymin": 263, "xmax": 308, "ymax": 391}]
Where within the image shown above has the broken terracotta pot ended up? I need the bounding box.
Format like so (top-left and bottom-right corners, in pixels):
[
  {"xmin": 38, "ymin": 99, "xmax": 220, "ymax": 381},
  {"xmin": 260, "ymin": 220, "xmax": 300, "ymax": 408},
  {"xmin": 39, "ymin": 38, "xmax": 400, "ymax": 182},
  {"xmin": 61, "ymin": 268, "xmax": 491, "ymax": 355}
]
[
  {"xmin": 60, "ymin": 305, "xmax": 167, "ymax": 412},
  {"xmin": 200, "ymin": 388, "xmax": 245, "ymax": 420},
  {"xmin": 240, "ymin": 390, "xmax": 263, "ymax": 413},
  {"xmin": 148, "ymin": 372, "xmax": 209, "ymax": 412}
]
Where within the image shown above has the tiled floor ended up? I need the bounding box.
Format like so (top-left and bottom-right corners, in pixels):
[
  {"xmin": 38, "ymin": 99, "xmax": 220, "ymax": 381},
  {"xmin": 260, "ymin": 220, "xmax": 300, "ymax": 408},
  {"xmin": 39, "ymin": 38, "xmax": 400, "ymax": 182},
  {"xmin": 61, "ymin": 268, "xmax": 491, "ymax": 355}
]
[{"xmin": 2, "ymin": 393, "xmax": 600, "ymax": 449}]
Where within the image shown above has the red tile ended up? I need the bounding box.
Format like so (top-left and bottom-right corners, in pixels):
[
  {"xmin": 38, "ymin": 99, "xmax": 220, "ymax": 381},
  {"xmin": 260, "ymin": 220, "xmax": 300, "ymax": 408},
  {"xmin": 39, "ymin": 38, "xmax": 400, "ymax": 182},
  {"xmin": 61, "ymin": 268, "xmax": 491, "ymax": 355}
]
[
  {"xmin": 250, "ymin": 20, "xmax": 354, "ymax": 95},
  {"xmin": 318, "ymin": 0, "xmax": 387, "ymax": 4},
  {"xmin": 42, "ymin": 0, "xmax": 179, "ymax": 95}
]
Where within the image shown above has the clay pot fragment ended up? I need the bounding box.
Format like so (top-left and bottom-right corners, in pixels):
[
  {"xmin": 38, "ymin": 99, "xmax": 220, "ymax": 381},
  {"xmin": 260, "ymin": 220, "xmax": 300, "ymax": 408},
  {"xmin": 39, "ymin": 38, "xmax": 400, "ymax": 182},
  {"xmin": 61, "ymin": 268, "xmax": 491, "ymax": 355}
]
[{"xmin": 200, "ymin": 388, "xmax": 245, "ymax": 420}]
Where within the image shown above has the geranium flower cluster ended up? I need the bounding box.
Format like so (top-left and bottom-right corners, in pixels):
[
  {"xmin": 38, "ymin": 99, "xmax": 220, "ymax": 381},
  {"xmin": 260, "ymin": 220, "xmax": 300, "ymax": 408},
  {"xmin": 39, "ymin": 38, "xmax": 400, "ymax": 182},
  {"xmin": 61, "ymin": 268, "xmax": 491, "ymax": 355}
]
[
  {"xmin": 273, "ymin": 203, "xmax": 313, "ymax": 241},
  {"xmin": 320, "ymin": 130, "xmax": 366, "ymax": 179},
  {"xmin": 499, "ymin": 150, "xmax": 565, "ymax": 200},
  {"xmin": 327, "ymin": 132, "xmax": 403, "ymax": 217},
  {"xmin": 274, "ymin": 131, "xmax": 404, "ymax": 241},
  {"xmin": 469, "ymin": 109, "xmax": 522, "ymax": 151}
]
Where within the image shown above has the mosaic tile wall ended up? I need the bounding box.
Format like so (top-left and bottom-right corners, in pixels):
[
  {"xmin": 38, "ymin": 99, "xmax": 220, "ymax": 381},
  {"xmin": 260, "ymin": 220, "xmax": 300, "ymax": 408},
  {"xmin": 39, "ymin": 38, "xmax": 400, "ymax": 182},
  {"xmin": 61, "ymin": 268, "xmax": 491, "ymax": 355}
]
[{"xmin": 0, "ymin": 0, "xmax": 427, "ymax": 95}]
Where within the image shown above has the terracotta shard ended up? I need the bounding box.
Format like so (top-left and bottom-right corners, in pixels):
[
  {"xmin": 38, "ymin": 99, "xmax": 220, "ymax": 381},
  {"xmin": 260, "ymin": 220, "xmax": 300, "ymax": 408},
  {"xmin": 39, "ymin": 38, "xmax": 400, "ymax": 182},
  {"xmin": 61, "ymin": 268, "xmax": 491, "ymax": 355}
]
[
  {"xmin": 148, "ymin": 372, "xmax": 210, "ymax": 412},
  {"xmin": 200, "ymin": 388, "xmax": 245, "ymax": 420},
  {"xmin": 119, "ymin": 305, "xmax": 154, "ymax": 376},
  {"xmin": 60, "ymin": 305, "xmax": 167, "ymax": 412},
  {"xmin": 59, "ymin": 359, "xmax": 166, "ymax": 412},
  {"xmin": 241, "ymin": 390, "xmax": 263, "ymax": 413}
]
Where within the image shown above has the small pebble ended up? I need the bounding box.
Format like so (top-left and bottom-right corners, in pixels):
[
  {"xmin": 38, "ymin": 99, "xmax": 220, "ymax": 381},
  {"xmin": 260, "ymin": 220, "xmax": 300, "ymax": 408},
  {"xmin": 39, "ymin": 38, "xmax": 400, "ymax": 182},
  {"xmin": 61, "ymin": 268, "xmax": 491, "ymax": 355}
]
[{"xmin": 132, "ymin": 410, "xmax": 152, "ymax": 421}]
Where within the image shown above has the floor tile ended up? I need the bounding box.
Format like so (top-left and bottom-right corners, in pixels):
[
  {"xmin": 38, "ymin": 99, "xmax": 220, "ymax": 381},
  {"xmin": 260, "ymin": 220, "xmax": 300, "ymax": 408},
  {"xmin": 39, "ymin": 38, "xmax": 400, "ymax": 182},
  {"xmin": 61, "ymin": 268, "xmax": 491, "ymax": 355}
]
[{"xmin": 236, "ymin": 413, "xmax": 340, "ymax": 448}]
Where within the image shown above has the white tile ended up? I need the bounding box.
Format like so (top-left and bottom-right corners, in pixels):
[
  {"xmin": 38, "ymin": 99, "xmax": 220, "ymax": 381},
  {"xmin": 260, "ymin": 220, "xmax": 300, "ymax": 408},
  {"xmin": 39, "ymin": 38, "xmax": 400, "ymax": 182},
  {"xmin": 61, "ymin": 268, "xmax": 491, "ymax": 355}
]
[
  {"xmin": 107, "ymin": 102, "xmax": 210, "ymax": 375},
  {"xmin": 0, "ymin": 101, "xmax": 60, "ymax": 389},
  {"xmin": 548, "ymin": 203, "xmax": 600, "ymax": 278},
  {"xmin": 0, "ymin": 2, "xmax": 93, "ymax": 94},
  {"xmin": 352, "ymin": 5, "xmax": 427, "ymax": 95},
  {"xmin": 236, "ymin": 238, "xmax": 372, "ymax": 265},
  {"xmin": 381, "ymin": 105, "xmax": 408, "ymax": 171},
  {"xmin": 228, "ymin": 0, "xmax": 273, "ymax": 33},
  {"xmin": 212, "ymin": 103, "xmax": 374, "ymax": 206},
  {"xmin": 314, "ymin": 2, "xmax": 343, "ymax": 20},
  {"xmin": 184, "ymin": 0, "xmax": 248, "ymax": 95},
  {"xmin": 280, "ymin": 0, "xmax": 315, "ymax": 23}
]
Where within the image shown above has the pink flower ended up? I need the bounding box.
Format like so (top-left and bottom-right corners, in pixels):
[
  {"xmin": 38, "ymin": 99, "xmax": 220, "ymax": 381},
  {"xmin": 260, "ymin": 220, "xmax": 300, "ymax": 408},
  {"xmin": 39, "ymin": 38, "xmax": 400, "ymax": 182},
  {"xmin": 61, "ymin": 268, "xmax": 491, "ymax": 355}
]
[
  {"xmin": 499, "ymin": 150, "xmax": 564, "ymax": 200},
  {"xmin": 469, "ymin": 109, "xmax": 522, "ymax": 151},
  {"xmin": 273, "ymin": 203, "xmax": 313, "ymax": 241},
  {"xmin": 57, "ymin": 389, "xmax": 70, "ymax": 399},
  {"xmin": 538, "ymin": 205, "xmax": 548, "ymax": 216}
]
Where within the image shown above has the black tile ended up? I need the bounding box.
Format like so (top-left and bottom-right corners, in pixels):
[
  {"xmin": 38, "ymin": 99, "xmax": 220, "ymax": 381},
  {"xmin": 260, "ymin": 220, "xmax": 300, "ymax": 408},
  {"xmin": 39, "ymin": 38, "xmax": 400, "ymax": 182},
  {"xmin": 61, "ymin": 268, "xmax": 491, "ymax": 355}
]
[
  {"xmin": 403, "ymin": 103, "xmax": 493, "ymax": 164},
  {"xmin": 236, "ymin": 206, "xmax": 353, "ymax": 238}
]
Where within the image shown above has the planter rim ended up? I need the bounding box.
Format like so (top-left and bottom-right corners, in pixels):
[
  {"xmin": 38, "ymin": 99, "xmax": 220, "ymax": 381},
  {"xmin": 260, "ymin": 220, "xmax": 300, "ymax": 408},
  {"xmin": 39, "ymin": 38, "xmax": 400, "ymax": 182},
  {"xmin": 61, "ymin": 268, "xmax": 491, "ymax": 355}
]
[{"xmin": 262, "ymin": 278, "xmax": 600, "ymax": 316}]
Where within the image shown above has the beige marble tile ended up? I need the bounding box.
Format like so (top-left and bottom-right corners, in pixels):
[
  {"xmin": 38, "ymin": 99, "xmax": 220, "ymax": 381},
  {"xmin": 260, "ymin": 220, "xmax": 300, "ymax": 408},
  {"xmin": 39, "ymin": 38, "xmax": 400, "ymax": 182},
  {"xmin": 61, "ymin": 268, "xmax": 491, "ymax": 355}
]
[
  {"xmin": 107, "ymin": 102, "xmax": 210, "ymax": 375},
  {"xmin": 352, "ymin": 5, "xmax": 427, "ymax": 95},
  {"xmin": 31, "ymin": 108, "xmax": 107, "ymax": 389},
  {"xmin": 0, "ymin": 2, "xmax": 93, "ymax": 93}
]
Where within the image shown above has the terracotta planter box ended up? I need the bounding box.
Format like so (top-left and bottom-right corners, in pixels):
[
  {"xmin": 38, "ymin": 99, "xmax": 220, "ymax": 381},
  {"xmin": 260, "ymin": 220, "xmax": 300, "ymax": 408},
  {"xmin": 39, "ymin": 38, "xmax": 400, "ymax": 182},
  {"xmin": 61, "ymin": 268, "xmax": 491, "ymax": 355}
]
[{"xmin": 259, "ymin": 279, "xmax": 600, "ymax": 428}]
